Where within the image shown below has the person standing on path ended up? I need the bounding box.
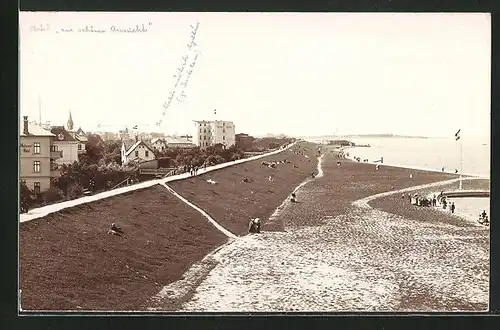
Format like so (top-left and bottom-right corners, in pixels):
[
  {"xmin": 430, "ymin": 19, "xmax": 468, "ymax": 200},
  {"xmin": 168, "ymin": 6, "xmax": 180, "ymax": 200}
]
[{"xmin": 451, "ymin": 202, "xmax": 456, "ymax": 214}]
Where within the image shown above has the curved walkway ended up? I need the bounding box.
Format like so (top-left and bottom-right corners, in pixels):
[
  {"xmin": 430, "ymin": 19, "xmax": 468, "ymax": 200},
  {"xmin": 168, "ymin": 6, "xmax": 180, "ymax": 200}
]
[
  {"xmin": 175, "ymin": 159, "xmax": 489, "ymax": 312},
  {"xmin": 160, "ymin": 182, "xmax": 237, "ymax": 239}
]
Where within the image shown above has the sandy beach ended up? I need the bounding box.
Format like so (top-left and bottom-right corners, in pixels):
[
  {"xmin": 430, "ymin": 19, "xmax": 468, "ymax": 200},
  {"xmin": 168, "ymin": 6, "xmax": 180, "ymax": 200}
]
[{"xmin": 179, "ymin": 147, "xmax": 489, "ymax": 312}]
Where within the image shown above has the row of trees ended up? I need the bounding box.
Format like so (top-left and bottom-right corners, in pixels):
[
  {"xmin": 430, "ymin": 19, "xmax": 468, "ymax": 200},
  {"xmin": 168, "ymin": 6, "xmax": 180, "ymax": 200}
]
[
  {"xmin": 20, "ymin": 134, "xmax": 293, "ymax": 211},
  {"xmin": 154, "ymin": 143, "xmax": 246, "ymax": 170}
]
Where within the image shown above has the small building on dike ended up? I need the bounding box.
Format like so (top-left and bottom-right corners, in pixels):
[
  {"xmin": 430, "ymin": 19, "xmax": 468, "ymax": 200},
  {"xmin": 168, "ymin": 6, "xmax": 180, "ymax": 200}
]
[{"xmin": 121, "ymin": 136, "xmax": 156, "ymax": 165}]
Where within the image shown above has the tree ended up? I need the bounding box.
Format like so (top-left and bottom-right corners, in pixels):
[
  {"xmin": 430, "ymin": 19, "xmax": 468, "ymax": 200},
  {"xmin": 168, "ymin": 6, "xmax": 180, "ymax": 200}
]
[
  {"xmin": 80, "ymin": 134, "xmax": 105, "ymax": 164},
  {"xmin": 20, "ymin": 181, "xmax": 32, "ymax": 211},
  {"xmin": 101, "ymin": 140, "xmax": 122, "ymax": 165}
]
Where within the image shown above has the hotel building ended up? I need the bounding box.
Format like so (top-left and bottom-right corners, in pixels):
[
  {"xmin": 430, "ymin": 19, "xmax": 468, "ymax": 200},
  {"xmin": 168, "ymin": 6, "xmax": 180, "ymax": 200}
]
[
  {"xmin": 193, "ymin": 120, "xmax": 236, "ymax": 149},
  {"xmin": 20, "ymin": 116, "xmax": 63, "ymax": 194}
]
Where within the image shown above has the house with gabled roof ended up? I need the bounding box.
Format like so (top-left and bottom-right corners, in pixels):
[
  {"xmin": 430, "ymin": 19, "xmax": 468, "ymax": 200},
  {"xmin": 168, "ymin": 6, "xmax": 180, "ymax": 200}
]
[
  {"xmin": 50, "ymin": 126, "xmax": 83, "ymax": 165},
  {"xmin": 150, "ymin": 137, "xmax": 168, "ymax": 152},
  {"xmin": 121, "ymin": 136, "xmax": 156, "ymax": 165}
]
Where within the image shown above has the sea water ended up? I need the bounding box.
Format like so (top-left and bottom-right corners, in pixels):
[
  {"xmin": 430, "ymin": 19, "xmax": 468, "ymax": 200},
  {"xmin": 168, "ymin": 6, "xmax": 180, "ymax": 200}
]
[{"xmin": 318, "ymin": 136, "xmax": 490, "ymax": 178}]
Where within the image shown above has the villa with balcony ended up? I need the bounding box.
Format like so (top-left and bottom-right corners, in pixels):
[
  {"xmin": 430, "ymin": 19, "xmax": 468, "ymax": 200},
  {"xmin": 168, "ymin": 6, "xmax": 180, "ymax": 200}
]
[{"xmin": 20, "ymin": 116, "xmax": 63, "ymax": 194}]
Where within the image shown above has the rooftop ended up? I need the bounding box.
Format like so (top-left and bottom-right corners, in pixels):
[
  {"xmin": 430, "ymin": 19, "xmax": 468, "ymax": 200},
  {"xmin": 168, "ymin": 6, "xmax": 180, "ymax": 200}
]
[
  {"xmin": 20, "ymin": 121, "xmax": 55, "ymax": 137},
  {"xmin": 164, "ymin": 136, "xmax": 194, "ymax": 144},
  {"xmin": 50, "ymin": 126, "xmax": 78, "ymax": 142}
]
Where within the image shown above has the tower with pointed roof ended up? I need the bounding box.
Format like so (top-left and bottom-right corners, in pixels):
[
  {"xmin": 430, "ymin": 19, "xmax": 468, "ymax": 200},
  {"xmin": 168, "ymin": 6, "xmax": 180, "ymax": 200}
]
[{"xmin": 67, "ymin": 110, "xmax": 74, "ymax": 131}]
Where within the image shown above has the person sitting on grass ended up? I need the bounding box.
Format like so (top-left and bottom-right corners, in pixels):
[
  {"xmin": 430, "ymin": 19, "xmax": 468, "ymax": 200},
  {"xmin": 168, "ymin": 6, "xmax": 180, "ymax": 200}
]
[
  {"xmin": 249, "ymin": 218, "xmax": 261, "ymax": 234},
  {"xmin": 108, "ymin": 223, "xmax": 124, "ymax": 236}
]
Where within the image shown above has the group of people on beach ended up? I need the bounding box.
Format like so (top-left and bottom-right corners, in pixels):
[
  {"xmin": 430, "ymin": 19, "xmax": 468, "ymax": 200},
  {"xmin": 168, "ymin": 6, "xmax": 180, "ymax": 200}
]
[
  {"xmin": 405, "ymin": 192, "xmax": 456, "ymax": 213},
  {"xmin": 405, "ymin": 192, "xmax": 490, "ymax": 225}
]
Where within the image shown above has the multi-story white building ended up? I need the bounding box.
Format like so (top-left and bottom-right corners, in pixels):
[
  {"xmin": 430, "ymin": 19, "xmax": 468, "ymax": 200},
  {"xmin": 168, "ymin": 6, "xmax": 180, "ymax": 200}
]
[
  {"xmin": 193, "ymin": 120, "xmax": 235, "ymax": 149},
  {"xmin": 20, "ymin": 116, "xmax": 63, "ymax": 194}
]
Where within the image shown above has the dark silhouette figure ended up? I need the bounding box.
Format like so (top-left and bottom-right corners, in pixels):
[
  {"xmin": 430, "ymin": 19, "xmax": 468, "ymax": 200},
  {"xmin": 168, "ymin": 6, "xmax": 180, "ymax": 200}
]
[{"xmin": 109, "ymin": 223, "xmax": 124, "ymax": 236}]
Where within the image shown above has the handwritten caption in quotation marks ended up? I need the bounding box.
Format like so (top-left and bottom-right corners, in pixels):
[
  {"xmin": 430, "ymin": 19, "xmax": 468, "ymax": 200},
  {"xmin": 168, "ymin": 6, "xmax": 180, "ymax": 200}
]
[
  {"xmin": 29, "ymin": 22, "xmax": 153, "ymax": 34},
  {"xmin": 157, "ymin": 22, "xmax": 201, "ymax": 127}
]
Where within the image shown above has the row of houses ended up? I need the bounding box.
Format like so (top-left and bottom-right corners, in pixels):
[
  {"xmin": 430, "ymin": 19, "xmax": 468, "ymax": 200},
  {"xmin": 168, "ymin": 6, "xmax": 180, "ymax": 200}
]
[
  {"xmin": 121, "ymin": 136, "xmax": 196, "ymax": 165},
  {"xmin": 20, "ymin": 115, "xmax": 87, "ymax": 194},
  {"xmin": 20, "ymin": 113, "xmax": 239, "ymax": 193}
]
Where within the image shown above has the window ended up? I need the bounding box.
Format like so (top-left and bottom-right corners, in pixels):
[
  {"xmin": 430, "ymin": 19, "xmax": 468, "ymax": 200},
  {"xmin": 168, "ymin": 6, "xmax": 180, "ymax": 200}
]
[
  {"xmin": 50, "ymin": 145, "xmax": 58, "ymax": 152},
  {"xmin": 200, "ymin": 129, "xmax": 202, "ymax": 133},
  {"xmin": 223, "ymin": 129, "xmax": 226, "ymax": 133},
  {"xmin": 78, "ymin": 144, "xmax": 82, "ymax": 151},
  {"xmin": 145, "ymin": 150, "xmax": 149, "ymax": 157},
  {"xmin": 135, "ymin": 151, "xmax": 139, "ymax": 157},
  {"xmin": 204, "ymin": 136, "xmax": 206, "ymax": 140},
  {"xmin": 204, "ymin": 129, "xmax": 206, "ymax": 133},
  {"xmin": 33, "ymin": 161, "xmax": 41, "ymax": 173},
  {"xmin": 33, "ymin": 142, "xmax": 41, "ymax": 154},
  {"xmin": 223, "ymin": 136, "xmax": 226, "ymax": 140},
  {"xmin": 34, "ymin": 182, "xmax": 41, "ymax": 195}
]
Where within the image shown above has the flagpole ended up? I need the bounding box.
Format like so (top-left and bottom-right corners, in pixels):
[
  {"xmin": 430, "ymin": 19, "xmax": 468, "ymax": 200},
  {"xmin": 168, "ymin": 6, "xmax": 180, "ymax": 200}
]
[
  {"xmin": 459, "ymin": 136, "xmax": 463, "ymax": 190},
  {"xmin": 38, "ymin": 94, "xmax": 42, "ymax": 125}
]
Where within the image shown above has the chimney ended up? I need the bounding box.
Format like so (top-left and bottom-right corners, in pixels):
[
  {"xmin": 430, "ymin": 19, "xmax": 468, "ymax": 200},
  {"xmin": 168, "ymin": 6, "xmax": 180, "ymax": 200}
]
[{"xmin": 23, "ymin": 116, "xmax": 29, "ymax": 135}]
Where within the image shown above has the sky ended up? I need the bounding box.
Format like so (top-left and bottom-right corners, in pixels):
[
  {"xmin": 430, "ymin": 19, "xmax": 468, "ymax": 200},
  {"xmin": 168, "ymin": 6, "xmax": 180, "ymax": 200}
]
[{"xmin": 19, "ymin": 12, "xmax": 491, "ymax": 138}]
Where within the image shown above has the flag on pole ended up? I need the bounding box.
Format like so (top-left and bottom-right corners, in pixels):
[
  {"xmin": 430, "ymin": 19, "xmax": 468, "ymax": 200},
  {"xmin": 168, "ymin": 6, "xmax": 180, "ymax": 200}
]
[{"xmin": 455, "ymin": 129, "xmax": 461, "ymax": 141}]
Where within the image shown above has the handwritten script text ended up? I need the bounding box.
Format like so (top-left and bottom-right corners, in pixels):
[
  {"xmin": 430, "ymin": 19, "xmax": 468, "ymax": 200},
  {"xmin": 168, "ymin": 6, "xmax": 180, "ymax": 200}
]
[{"xmin": 29, "ymin": 22, "xmax": 153, "ymax": 34}]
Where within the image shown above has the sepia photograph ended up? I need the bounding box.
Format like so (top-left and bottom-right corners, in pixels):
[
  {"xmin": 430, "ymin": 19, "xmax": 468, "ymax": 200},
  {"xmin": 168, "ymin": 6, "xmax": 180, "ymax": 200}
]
[{"xmin": 19, "ymin": 12, "xmax": 490, "ymax": 312}]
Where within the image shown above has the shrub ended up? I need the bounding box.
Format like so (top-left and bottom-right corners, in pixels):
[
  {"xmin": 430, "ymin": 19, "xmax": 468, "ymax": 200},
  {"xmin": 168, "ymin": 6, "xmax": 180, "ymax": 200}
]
[
  {"xmin": 43, "ymin": 187, "xmax": 64, "ymax": 203},
  {"xmin": 67, "ymin": 184, "xmax": 85, "ymax": 199}
]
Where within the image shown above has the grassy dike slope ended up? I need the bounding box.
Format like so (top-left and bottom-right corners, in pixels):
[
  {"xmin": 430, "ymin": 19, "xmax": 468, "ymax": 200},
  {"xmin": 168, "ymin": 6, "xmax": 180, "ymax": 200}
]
[
  {"xmin": 20, "ymin": 141, "xmax": 318, "ymax": 311},
  {"xmin": 168, "ymin": 141, "xmax": 319, "ymax": 235},
  {"xmin": 266, "ymin": 147, "xmax": 459, "ymax": 230}
]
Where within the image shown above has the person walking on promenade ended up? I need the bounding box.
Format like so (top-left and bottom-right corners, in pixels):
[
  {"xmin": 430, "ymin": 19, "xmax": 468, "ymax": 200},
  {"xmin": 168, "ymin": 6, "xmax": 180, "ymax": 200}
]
[
  {"xmin": 432, "ymin": 195, "xmax": 437, "ymax": 207},
  {"xmin": 451, "ymin": 202, "xmax": 456, "ymax": 214}
]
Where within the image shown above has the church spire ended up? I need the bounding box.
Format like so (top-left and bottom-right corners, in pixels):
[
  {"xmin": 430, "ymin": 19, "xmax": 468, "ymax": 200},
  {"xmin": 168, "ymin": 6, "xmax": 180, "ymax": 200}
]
[{"xmin": 67, "ymin": 110, "xmax": 74, "ymax": 131}]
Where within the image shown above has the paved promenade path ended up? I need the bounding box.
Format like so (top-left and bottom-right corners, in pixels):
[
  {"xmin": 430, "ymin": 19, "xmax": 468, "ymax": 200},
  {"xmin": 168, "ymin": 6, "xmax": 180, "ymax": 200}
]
[{"xmin": 179, "ymin": 155, "xmax": 489, "ymax": 312}]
